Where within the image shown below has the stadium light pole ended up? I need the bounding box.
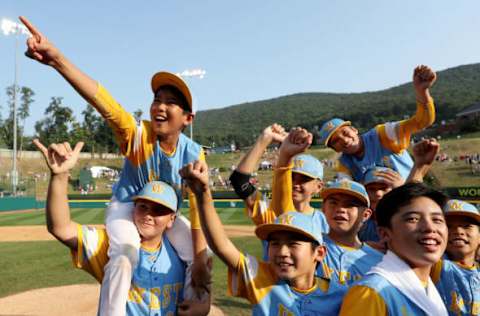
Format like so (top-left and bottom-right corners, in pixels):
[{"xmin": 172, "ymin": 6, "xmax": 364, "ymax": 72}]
[
  {"xmin": 1, "ymin": 18, "xmax": 31, "ymax": 196},
  {"xmin": 176, "ymin": 68, "xmax": 206, "ymax": 142}
]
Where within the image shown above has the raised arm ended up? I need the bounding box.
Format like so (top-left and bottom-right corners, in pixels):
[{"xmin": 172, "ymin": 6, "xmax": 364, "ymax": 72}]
[
  {"xmin": 407, "ymin": 138, "xmax": 440, "ymax": 183},
  {"xmin": 270, "ymin": 128, "xmax": 312, "ymax": 215},
  {"xmin": 33, "ymin": 139, "xmax": 84, "ymax": 250},
  {"xmin": 181, "ymin": 160, "xmax": 240, "ymax": 270},
  {"xmin": 377, "ymin": 65, "xmax": 437, "ymax": 152},
  {"xmin": 230, "ymin": 124, "xmax": 286, "ymax": 210}
]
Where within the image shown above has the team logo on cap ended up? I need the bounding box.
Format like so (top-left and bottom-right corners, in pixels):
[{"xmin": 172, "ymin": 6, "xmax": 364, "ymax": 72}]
[
  {"xmin": 326, "ymin": 121, "xmax": 335, "ymax": 131},
  {"xmin": 294, "ymin": 160, "xmax": 305, "ymax": 168},
  {"xmin": 449, "ymin": 200, "xmax": 464, "ymax": 211},
  {"xmin": 151, "ymin": 183, "xmax": 164, "ymax": 194},
  {"xmin": 340, "ymin": 181, "xmax": 352, "ymax": 190},
  {"xmin": 278, "ymin": 214, "xmax": 293, "ymax": 225}
]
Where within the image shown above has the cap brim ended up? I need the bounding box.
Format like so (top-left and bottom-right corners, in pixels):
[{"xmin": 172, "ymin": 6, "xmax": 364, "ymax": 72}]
[
  {"xmin": 132, "ymin": 196, "xmax": 177, "ymax": 213},
  {"xmin": 324, "ymin": 121, "xmax": 351, "ymax": 146},
  {"xmin": 255, "ymin": 223, "xmax": 320, "ymax": 243},
  {"xmin": 445, "ymin": 211, "xmax": 480, "ymax": 224},
  {"xmin": 321, "ymin": 188, "xmax": 369, "ymax": 207},
  {"xmin": 292, "ymin": 170, "xmax": 320, "ymax": 180},
  {"xmin": 151, "ymin": 72, "xmax": 193, "ymax": 112}
]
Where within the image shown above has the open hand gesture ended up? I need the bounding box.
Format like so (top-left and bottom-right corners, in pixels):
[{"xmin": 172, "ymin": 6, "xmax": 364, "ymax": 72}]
[
  {"xmin": 19, "ymin": 16, "xmax": 61, "ymax": 66},
  {"xmin": 33, "ymin": 139, "xmax": 84, "ymax": 174}
]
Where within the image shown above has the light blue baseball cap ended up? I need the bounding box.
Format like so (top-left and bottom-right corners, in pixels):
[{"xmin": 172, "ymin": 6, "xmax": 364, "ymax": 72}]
[
  {"xmin": 255, "ymin": 211, "xmax": 323, "ymax": 244},
  {"xmin": 132, "ymin": 181, "xmax": 178, "ymax": 213},
  {"xmin": 444, "ymin": 199, "xmax": 480, "ymax": 223},
  {"xmin": 321, "ymin": 179, "xmax": 370, "ymax": 207},
  {"xmin": 362, "ymin": 166, "xmax": 397, "ymax": 185},
  {"xmin": 293, "ymin": 154, "xmax": 323, "ymax": 180},
  {"xmin": 319, "ymin": 118, "xmax": 351, "ymax": 146}
]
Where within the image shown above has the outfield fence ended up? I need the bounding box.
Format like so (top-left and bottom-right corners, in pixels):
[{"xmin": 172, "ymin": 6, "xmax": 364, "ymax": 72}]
[{"xmin": 1, "ymin": 187, "xmax": 479, "ymax": 212}]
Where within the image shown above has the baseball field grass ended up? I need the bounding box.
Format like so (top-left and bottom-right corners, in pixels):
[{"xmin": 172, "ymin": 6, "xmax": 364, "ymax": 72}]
[{"xmin": 0, "ymin": 207, "xmax": 258, "ymax": 315}]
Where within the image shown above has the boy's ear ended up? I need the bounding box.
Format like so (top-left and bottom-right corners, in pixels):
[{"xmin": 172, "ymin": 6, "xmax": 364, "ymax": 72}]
[
  {"xmin": 315, "ymin": 245, "xmax": 327, "ymax": 262},
  {"xmin": 314, "ymin": 180, "xmax": 323, "ymax": 193},
  {"xmin": 166, "ymin": 213, "xmax": 177, "ymax": 229},
  {"xmin": 183, "ymin": 112, "xmax": 195, "ymax": 127},
  {"xmin": 378, "ymin": 226, "xmax": 392, "ymax": 243},
  {"xmin": 362, "ymin": 207, "xmax": 373, "ymax": 222}
]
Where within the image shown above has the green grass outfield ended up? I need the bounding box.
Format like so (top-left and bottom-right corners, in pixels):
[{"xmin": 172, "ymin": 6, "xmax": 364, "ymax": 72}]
[{"xmin": 0, "ymin": 208, "xmax": 258, "ymax": 315}]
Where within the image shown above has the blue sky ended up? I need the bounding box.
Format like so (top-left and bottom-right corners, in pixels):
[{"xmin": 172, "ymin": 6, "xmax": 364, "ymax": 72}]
[{"xmin": 1, "ymin": 0, "xmax": 480, "ymax": 135}]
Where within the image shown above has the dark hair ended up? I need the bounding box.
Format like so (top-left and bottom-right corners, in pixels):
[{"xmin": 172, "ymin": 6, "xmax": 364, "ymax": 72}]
[
  {"xmin": 155, "ymin": 85, "xmax": 190, "ymax": 113},
  {"xmin": 376, "ymin": 182, "xmax": 448, "ymax": 228}
]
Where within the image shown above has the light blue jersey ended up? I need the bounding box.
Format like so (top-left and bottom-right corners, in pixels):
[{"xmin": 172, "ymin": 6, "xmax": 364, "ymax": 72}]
[
  {"xmin": 113, "ymin": 132, "xmax": 202, "ymax": 203},
  {"xmin": 432, "ymin": 259, "xmax": 480, "ymax": 315},
  {"xmin": 319, "ymin": 235, "xmax": 383, "ymax": 289},
  {"xmin": 229, "ymin": 253, "xmax": 343, "ymax": 316},
  {"xmin": 339, "ymin": 127, "xmax": 414, "ymax": 182},
  {"xmin": 342, "ymin": 274, "xmax": 430, "ymax": 315},
  {"xmin": 73, "ymin": 225, "xmax": 185, "ymax": 315}
]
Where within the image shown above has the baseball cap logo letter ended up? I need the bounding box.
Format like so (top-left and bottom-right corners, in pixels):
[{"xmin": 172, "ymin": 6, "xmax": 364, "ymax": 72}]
[
  {"xmin": 279, "ymin": 214, "xmax": 294, "ymax": 226},
  {"xmin": 152, "ymin": 184, "xmax": 164, "ymax": 194}
]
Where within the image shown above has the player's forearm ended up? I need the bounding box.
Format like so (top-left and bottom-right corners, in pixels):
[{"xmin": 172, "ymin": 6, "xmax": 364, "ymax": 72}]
[
  {"xmin": 415, "ymin": 87, "xmax": 432, "ymax": 106},
  {"xmin": 270, "ymin": 164, "xmax": 294, "ymax": 216},
  {"xmin": 236, "ymin": 134, "xmax": 271, "ymax": 174},
  {"xmin": 52, "ymin": 54, "xmax": 99, "ymax": 107},
  {"xmin": 46, "ymin": 172, "xmax": 78, "ymax": 248},
  {"xmin": 277, "ymin": 148, "xmax": 294, "ymax": 168},
  {"xmin": 413, "ymin": 90, "xmax": 435, "ymax": 128},
  {"xmin": 194, "ymin": 188, "xmax": 240, "ymax": 269},
  {"xmin": 406, "ymin": 164, "xmax": 431, "ymax": 183}
]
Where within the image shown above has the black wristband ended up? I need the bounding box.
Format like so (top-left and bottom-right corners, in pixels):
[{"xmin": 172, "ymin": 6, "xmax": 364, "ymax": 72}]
[{"xmin": 229, "ymin": 170, "xmax": 256, "ymax": 200}]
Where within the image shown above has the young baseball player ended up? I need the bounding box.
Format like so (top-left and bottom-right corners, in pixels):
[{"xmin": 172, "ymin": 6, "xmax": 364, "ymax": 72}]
[
  {"xmin": 181, "ymin": 159, "xmax": 344, "ymax": 316},
  {"xmin": 34, "ymin": 139, "xmax": 210, "ymax": 316},
  {"xmin": 360, "ymin": 138, "xmax": 440, "ymax": 243},
  {"xmin": 230, "ymin": 124, "xmax": 327, "ymax": 231},
  {"xmin": 339, "ymin": 182, "xmax": 449, "ymax": 316},
  {"xmin": 20, "ymin": 16, "xmax": 209, "ymax": 316},
  {"xmin": 318, "ymin": 65, "xmax": 437, "ymax": 182},
  {"xmin": 430, "ymin": 199, "xmax": 480, "ymax": 315},
  {"xmin": 273, "ymin": 128, "xmax": 383, "ymax": 289}
]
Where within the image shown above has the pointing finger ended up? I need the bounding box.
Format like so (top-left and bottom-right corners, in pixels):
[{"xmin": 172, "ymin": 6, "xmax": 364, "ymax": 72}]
[{"xmin": 19, "ymin": 16, "xmax": 42, "ymax": 40}]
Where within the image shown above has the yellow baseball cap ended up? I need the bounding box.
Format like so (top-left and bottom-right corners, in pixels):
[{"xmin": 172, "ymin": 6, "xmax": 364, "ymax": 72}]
[{"xmin": 151, "ymin": 71, "xmax": 193, "ymax": 112}]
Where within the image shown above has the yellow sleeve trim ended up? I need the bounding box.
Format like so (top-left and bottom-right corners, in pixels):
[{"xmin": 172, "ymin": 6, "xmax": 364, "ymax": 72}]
[
  {"xmin": 339, "ymin": 285, "xmax": 387, "ymax": 315},
  {"xmin": 71, "ymin": 224, "xmax": 84, "ymax": 269},
  {"xmin": 378, "ymin": 98, "xmax": 435, "ymax": 153},
  {"xmin": 270, "ymin": 162, "xmax": 295, "ymax": 216},
  {"xmin": 430, "ymin": 260, "xmax": 443, "ymax": 283}
]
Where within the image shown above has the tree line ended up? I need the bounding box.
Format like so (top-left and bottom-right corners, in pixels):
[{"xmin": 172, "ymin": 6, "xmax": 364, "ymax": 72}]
[{"xmin": 0, "ymin": 85, "xmax": 123, "ymax": 155}]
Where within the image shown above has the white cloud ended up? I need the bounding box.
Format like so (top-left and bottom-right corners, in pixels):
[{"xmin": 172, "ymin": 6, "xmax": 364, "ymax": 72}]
[
  {"xmin": 1, "ymin": 18, "xmax": 31, "ymax": 36},
  {"xmin": 176, "ymin": 68, "xmax": 206, "ymax": 79}
]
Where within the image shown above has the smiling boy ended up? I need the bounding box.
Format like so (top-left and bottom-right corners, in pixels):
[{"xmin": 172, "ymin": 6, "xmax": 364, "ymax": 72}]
[
  {"xmin": 431, "ymin": 199, "xmax": 480, "ymax": 315},
  {"xmin": 319, "ymin": 66, "xmax": 437, "ymax": 182},
  {"xmin": 271, "ymin": 128, "xmax": 382, "ymax": 288},
  {"xmin": 20, "ymin": 16, "xmax": 209, "ymax": 316},
  {"xmin": 340, "ymin": 182, "xmax": 449, "ymax": 315},
  {"xmin": 33, "ymin": 139, "xmax": 199, "ymax": 316},
  {"xmin": 181, "ymin": 160, "xmax": 344, "ymax": 315}
]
